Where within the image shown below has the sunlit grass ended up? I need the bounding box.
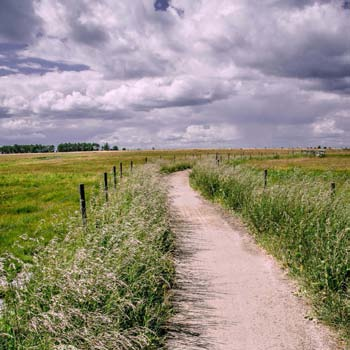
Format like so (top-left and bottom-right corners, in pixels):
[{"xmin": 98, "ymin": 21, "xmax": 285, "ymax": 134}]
[{"xmin": 249, "ymin": 155, "xmax": 350, "ymax": 172}]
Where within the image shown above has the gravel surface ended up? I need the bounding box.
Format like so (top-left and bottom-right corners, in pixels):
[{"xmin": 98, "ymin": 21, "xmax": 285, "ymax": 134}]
[{"xmin": 167, "ymin": 171, "xmax": 341, "ymax": 350}]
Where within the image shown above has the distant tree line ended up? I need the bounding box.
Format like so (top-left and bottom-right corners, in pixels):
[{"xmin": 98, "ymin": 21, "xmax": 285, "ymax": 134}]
[
  {"xmin": 0, "ymin": 142, "xmax": 121, "ymax": 154},
  {"xmin": 57, "ymin": 142, "xmax": 119, "ymax": 152},
  {"xmin": 57, "ymin": 142, "xmax": 101, "ymax": 152},
  {"xmin": 0, "ymin": 144, "xmax": 55, "ymax": 154}
]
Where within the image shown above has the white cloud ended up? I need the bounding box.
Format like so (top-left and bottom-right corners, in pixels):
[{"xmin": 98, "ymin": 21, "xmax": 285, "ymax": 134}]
[
  {"xmin": 183, "ymin": 124, "xmax": 240, "ymax": 143},
  {"xmin": 313, "ymin": 118, "xmax": 345, "ymax": 136},
  {"xmin": 0, "ymin": 0, "xmax": 350, "ymax": 147}
]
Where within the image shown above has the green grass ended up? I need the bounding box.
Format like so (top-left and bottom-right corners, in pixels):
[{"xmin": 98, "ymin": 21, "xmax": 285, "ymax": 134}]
[
  {"xmin": 190, "ymin": 160, "xmax": 350, "ymax": 342},
  {"xmin": 160, "ymin": 161, "xmax": 194, "ymax": 174},
  {"xmin": 0, "ymin": 166, "xmax": 174, "ymax": 349},
  {"xmin": 0, "ymin": 150, "xmax": 200, "ymax": 263}
]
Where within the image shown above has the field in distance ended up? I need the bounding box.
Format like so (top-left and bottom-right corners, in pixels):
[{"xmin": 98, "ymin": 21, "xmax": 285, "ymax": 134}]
[{"xmin": 1, "ymin": 148, "xmax": 349, "ymax": 263}]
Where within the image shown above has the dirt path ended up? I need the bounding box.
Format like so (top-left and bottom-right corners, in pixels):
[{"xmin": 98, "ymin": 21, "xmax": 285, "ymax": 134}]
[{"xmin": 166, "ymin": 171, "xmax": 341, "ymax": 350}]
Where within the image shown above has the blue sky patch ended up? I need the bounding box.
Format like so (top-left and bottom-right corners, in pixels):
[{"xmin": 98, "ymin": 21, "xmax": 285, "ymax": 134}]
[{"xmin": 154, "ymin": 0, "xmax": 170, "ymax": 11}]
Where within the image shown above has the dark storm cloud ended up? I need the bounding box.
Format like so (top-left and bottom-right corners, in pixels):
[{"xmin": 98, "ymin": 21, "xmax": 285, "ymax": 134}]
[
  {"xmin": 317, "ymin": 78, "xmax": 350, "ymax": 94},
  {"xmin": 0, "ymin": 0, "xmax": 42, "ymax": 43},
  {"xmin": 247, "ymin": 37, "xmax": 350, "ymax": 82},
  {"xmin": 71, "ymin": 22, "xmax": 109, "ymax": 46},
  {"xmin": 0, "ymin": 107, "xmax": 11, "ymax": 119},
  {"xmin": 46, "ymin": 108, "xmax": 131, "ymax": 121},
  {"xmin": 225, "ymin": 1, "xmax": 350, "ymax": 95},
  {"xmin": 132, "ymin": 90, "xmax": 231, "ymax": 111},
  {"xmin": 0, "ymin": 43, "xmax": 89, "ymax": 76},
  {"xmin": 276, "ymin": 0, "xmax": 331, "ymax": 8},
  {"xmin": 60, "ymin": 1, "xmax": 110, "ymax": 46}
]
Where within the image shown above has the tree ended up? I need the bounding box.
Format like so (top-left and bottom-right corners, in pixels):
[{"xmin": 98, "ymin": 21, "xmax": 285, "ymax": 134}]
[
  {"xmin": 102, "ymin": 143, "xmax": 110, "ymax": 151},
  {"xmin": 0, "ymin": 144, "xmax": 55, "ymax": 154},
  {"xmin": 57, "ymin": 142, "xmax": 100, "ymax": 152}
]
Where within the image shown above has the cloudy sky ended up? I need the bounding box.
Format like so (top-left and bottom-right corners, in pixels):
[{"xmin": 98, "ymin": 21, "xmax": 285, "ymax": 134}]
[{"xmin": 0, "ymin": 0, "xmax": 350, "ymax": 148}]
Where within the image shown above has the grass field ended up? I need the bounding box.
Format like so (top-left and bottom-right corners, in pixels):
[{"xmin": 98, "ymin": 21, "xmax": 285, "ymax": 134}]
[
  {"xmin": 0, "ymin": 149, "xmax": 349, "ymax": 264},
  {"xmin": 0, "ymin": 150, "xmax": 198, "ymax": 263},
  {"xmin": 0, "ymin": 148, "xmax": 306, "ymax": 262},
  {"xmin": 1, "ymin": 167, "xmax": 175, "ymax": 349}
]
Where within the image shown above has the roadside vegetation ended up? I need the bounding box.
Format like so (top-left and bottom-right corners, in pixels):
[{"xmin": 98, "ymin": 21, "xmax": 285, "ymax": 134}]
[
  {"xmin": 160, "ymin": 161, "xmax": 194, "ymax": 174},
  {"xmin": 0, "ymin": 167, "xmax": 174, "ymax": 349},
  {"xmin": 190, "ymin": 156, "xmax": 350, "ymax": 340}
]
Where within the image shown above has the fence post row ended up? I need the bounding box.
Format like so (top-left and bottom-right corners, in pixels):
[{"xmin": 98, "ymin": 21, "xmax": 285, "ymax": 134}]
[{"xmin": 104, "ymin": 172, "xmax": 108, "ymax": 202}]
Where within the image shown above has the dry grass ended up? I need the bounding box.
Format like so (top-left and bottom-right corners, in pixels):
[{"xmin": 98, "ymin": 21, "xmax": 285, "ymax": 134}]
[{"xmin": 249, "ymin": 156, "xmax": 350, "ymax": 171}]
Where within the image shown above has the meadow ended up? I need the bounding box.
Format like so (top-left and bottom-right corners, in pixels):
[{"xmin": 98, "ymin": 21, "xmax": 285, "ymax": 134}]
[
  {"xmin": 0, "ymin": 150, "xmax": 202, "ymax": 264},
  {"xmin": 0, "ymin": 148, "xmax": 304, "ymax": 263}
]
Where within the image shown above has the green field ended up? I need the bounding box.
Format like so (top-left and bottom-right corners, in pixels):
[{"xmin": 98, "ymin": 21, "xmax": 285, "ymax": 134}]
[
  {"xmin": 0, "ymin": 150, "xmax": 199, "ymax": 263},
  {"xmin": 1, "ymin": 149, "xmax": 349, "ymax": 263}
]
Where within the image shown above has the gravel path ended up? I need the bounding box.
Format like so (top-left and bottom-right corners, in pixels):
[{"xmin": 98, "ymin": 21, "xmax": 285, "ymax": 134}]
[{"xmin": 167, "ymin": 171, "xmax": 341, "ymax": 350}]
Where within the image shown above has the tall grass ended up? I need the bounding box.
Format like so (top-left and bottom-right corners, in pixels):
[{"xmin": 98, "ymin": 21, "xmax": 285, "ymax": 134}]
[
  {"xmin": 191, "ymin": 162, "xmax": 350, "ymax": 340},
  {"xmin": 160, "ymin": 161, "xmax": 194, "ymax": 174},
  {"xmin": 0, "ymin": 166, "xmax": 174, "ymax": 349}
]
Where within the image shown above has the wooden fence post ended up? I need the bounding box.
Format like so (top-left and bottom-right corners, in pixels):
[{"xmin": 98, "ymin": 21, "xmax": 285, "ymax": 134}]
[
  {"xmin": 130, "ymin": 160, "xmax": 133, "ymax": 173},
  {"xmin": 331, "ymin": 182, "xmax": 336, "ymax": 196},
  {"xmin": 145, "ymin": 157, "xmax": 148, "ymax": 164},
  {"xmin": 79, "ymin": 184, "xmax": 87, "ymax": 225},
  {"xmin": 264, "ymin": 169, "xmax": 268, "ymax": 189},
  {"xmin": 120, "ymin": 162, "xmax": 123, "ymax": 178},
  {"xmin": 113, "ymin": 166, "xmax": 117, "ymax": 189},
  {"xmin": 104, "ymin": 172, "xmax": 108, "ymax": 202}
]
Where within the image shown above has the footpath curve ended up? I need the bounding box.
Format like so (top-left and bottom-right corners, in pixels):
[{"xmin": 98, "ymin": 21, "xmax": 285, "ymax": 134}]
[{"xmin": 166, "ymin": 171, "xmax": 341, "ymax": 350}]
